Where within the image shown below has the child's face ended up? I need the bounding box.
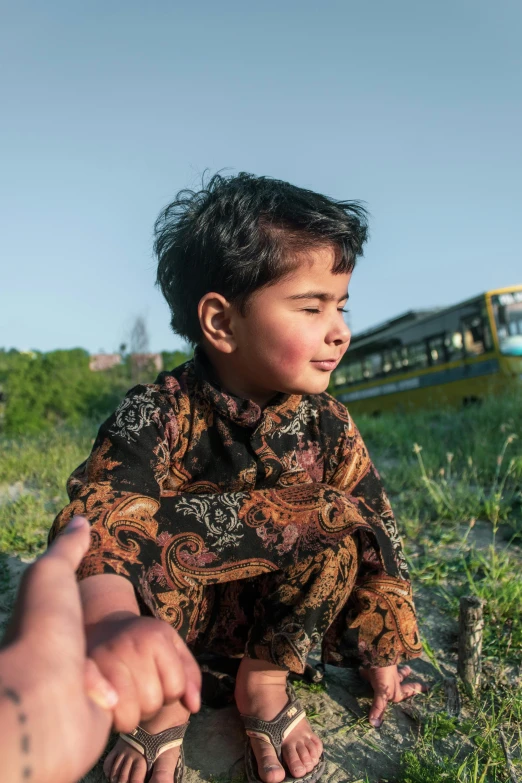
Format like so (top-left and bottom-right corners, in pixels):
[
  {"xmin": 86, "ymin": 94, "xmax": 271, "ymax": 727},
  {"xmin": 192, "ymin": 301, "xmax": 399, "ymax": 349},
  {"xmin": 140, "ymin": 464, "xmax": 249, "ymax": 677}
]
[{"xmin": 229, "ymin": 245, "xmax": 352, "ymax": 405}]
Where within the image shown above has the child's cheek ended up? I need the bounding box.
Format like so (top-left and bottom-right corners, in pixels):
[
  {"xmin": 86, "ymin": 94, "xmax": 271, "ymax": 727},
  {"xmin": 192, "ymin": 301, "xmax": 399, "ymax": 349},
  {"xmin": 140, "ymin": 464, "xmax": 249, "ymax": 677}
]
[{"xmin": 273, "ymin": 332, "xmax": 314, "ymax": 371}]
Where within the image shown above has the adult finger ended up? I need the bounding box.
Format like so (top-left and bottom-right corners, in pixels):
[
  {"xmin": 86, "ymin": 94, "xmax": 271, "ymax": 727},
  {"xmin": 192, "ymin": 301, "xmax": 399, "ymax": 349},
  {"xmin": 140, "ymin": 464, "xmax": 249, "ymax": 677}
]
[
  {"xmin": 91, "ymin": 654, "xmax": 141, "ymax": 733},
  {"xmin": 44, "ymin": 516, "xmax": 91, "ymax": 570},
  {"xmin": 84, "ymin": 658, "xmax": 119, "ymax": 711},
  {"xmin": 368, "ymin": 693, "xmax": 389, "ymax": 728},
  {"xmin": 4, "ymin": 517, "xmax": 91, "ymax": 646}
]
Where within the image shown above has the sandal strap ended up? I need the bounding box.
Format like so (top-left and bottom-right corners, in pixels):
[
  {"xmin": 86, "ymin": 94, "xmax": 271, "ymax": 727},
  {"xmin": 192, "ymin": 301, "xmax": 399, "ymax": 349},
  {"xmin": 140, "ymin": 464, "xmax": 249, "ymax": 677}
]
[
  {"xmin": 119, "ymin": 724, "xmax": 189, "ymax": 772},
  {"xmin": 241, "ymin": 683, "xmax": 306, "ymax": 756}
]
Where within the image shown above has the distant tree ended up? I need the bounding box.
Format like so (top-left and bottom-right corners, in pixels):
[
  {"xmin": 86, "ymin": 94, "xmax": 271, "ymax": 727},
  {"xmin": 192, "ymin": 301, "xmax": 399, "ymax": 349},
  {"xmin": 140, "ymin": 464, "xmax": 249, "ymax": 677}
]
[
  {"xmin": 161, "ymin": 348, "xmax": 193, "ymax": 370},
  {"xmin": 129, "ymin": 316, "xmax": 151, "ymax": 383},
  {"xmin": 130, "ymin": 316, "xmax": 149, "ymax": 355},
  {"xmin": 1, "ymin": 348, "xmax": 130, "ymax": 435}
]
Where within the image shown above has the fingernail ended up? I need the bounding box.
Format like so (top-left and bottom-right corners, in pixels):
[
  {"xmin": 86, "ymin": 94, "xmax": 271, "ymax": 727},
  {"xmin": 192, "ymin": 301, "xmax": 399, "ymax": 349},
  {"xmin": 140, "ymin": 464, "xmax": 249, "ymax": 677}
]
[
  {"xmin": 87, "ymin": 684, "xmax": 118, "ymax": 710},
  {"xmin": 187, "ymin": 681, "xmax": 201, "ymax": 712},
  {"xmin": 369, "ymin": 718, "xmax": 382, "ymax": 728},
  {"xmin": 67, "ymin": 516, "xmax": 88, "ymax": 532}
]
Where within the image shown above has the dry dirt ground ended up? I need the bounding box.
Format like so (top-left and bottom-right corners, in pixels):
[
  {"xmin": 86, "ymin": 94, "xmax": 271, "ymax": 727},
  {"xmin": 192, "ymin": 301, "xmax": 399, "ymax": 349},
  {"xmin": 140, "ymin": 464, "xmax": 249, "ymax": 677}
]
[{"xmin": 0, "ymin": 521, "xmax": 518, "ymax": 783}]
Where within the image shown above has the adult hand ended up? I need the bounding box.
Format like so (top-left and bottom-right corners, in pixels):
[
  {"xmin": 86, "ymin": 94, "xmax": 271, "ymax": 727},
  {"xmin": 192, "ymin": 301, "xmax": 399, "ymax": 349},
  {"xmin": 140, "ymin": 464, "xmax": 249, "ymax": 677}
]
[
  {"xmin": 360, "ymin": 663, "xmax": 428, "ymax": 727},
  {"xmin": 0, "ymin": 516, "xmax": 118, "ymax": 783}
]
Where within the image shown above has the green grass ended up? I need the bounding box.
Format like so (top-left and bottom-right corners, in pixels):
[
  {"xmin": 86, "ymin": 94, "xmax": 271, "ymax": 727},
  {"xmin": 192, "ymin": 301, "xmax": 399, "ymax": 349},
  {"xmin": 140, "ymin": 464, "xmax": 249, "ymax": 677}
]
[
  {"xmin": 397, "ymin": 687, "xmax": 522, "ymax": 782},
  {"xmin": 357, "ymin": 392, "xmax": 522, "ymax": 781},
  {"xmin": 0, "ymin": 423, "xmax": 96, "ymax": 555},
  {"xmin": 0, "ymin": 391, "xmax": 521, "ymax": 782},
  {"xmin": 358, "ymin": 391, "xmax": 522, "ymax": 539}
]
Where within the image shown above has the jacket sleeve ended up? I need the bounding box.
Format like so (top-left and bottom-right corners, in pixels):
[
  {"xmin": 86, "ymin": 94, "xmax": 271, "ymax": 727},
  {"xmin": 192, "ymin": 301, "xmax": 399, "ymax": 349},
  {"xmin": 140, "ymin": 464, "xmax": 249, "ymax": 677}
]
[
  {"xmin": 49, "ymin": 383, "xmax": 174, "ymax": 580},
  {"xmin": 327, "ymin": 413, "xmax": 422, "ymax": 668}
]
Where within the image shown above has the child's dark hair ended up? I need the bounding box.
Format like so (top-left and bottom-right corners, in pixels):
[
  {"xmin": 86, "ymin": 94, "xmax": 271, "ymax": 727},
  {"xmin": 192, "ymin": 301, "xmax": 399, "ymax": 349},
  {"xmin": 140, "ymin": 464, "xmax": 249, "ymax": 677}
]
[{"xmin": 154, "ymin": 172, "xmax": 369, "ymax": 345}]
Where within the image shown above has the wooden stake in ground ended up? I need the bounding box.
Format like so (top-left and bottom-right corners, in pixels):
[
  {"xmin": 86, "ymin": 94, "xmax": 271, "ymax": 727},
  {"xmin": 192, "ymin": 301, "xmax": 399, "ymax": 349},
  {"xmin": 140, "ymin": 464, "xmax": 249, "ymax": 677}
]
[{"xmin": 458, "ymin": 596, "xmax": 485, "ymax": 695}]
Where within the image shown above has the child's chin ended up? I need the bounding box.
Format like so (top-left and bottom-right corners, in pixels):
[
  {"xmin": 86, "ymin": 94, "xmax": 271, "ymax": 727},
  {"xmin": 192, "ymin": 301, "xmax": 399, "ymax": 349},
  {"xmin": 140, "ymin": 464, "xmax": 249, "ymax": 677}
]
[{"xmin": 293, "ymin": 377, "xmax": 331, "ymax": 395}]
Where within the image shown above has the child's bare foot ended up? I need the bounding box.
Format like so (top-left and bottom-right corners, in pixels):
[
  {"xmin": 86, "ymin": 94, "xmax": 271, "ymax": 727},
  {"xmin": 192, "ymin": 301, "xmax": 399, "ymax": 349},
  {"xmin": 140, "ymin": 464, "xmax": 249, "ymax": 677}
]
[
  {"xmin": 103, "ymin": 700, "xmax": 189, "ymax": 783},
  {"xmin": 235, "ymin": 657, "xmax": 323, "ymax": 783}
]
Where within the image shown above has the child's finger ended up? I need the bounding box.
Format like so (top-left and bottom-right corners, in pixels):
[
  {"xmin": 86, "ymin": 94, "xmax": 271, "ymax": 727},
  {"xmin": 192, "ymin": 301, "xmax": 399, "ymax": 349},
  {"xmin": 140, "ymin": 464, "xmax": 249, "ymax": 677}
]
[
  {"xmin": 155, "ymin": 628, "xmax": 201, "ymax": 713},
  {"xmin": 171, "ymin": 630, "xmax": 202, "ymax": 713},
  {"xmin": 397, "ymin": 665, "xmax": 412, "ymax": 681},
  {"xmin": 368, "ymin": 693, "xmax": 389, "ymax": 728},
  {"xmin": 400, "ymin": 681, "xmax": 427, "ymax": 699}
]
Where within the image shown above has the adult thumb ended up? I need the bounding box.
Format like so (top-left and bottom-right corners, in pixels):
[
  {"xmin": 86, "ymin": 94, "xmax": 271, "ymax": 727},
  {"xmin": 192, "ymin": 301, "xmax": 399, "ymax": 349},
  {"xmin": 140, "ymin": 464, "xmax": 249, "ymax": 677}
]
[
  {"xmin": 84, "ymin": 658, "xmax": 119, "ymax": 711},
  {"xmin": 46, "ymin": 516, "xmax": 91, "ymax": 570}
]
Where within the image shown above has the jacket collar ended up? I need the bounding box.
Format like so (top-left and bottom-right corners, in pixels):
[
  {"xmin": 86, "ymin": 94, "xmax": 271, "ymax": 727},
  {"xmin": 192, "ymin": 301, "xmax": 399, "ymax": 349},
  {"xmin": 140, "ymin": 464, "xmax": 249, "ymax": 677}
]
[{"xmin": 193, "ymin": 346, "xmax": 302, "ymax": 429}]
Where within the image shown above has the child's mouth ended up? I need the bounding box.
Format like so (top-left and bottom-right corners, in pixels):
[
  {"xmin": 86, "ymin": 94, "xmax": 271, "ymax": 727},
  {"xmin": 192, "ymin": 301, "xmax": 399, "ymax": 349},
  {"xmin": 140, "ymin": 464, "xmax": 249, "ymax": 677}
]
[{"xmin": 311, "ymin": 359, "xmax": 339, "ymax": 371}]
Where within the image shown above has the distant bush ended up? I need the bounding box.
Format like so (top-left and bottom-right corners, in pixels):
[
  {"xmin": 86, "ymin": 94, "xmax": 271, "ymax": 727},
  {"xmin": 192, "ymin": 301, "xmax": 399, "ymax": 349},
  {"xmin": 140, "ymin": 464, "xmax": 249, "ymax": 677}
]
[{"xmin": 0, "ymin": 347, "xmax": 191, "ymax": 436}]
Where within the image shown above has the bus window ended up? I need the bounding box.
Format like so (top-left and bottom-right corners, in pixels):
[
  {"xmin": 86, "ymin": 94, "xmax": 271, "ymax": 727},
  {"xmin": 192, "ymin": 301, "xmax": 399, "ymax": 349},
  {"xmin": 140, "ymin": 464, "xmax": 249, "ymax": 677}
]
[
  {"xmin": 428, "ymin": 335, "xmax": 447, "ymax": 366},
  {"xmin": 363, "ymin": 353, "xmax": 383, "ymax": 378},
  {"xmin": 349, "ymin": 362, "xmax": 363, "ymax": 383},
  {"xmin": 482, "ymin": 307, "xmax": 493, "ymax": 350},
  {"xmin": 491, "ymin": 292, "xmax": 522, "ymax": 355},
  {"xmin": 392, "ymin": 349, "xmax": 405, "ymax": 371},
  {"xmin": 462, "ymin": 312, "xmax": 491, "ymax": 356},
  {"xmin": 407, "ymin": 342, "xmax": 429, "ymax": 370},
  {"xmin": 445, "ymin": 331, "xmax": 463, "ymax": 361}
]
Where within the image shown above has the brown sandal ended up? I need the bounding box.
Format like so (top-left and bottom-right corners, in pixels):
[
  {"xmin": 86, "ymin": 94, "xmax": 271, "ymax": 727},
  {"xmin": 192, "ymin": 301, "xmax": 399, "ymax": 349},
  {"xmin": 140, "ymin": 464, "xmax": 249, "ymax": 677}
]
[
  {"xmin": 119, "ymin": 723, "xmax": 189, "ymax": 782},
  {"xmin": 240, "ymin": 683, "xmax": 325, "ymax": 783}
]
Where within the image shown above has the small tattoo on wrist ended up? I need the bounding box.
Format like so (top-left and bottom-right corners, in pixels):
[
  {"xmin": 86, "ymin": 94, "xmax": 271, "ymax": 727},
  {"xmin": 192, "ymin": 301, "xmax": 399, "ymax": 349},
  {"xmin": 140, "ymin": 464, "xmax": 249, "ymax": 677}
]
[{"xmin": 0, "ymin": 677, "xmax": 32, "ymax": 780}]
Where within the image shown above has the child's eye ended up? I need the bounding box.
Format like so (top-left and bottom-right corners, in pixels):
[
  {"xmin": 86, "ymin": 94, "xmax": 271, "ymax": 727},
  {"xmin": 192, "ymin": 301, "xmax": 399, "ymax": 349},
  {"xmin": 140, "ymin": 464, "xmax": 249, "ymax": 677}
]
[
  {"xmin": 339, "ymin": 308, "xmax": 349, "ymax": 314},
  {"xmin": 302, "ymin": 308, "xmax": 321, "ymax": 314}
]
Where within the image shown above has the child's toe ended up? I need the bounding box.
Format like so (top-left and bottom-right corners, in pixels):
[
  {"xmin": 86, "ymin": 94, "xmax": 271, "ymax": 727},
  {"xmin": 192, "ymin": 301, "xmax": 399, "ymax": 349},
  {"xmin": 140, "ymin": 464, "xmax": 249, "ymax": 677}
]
[
  {"xmin": 102, "ymin": 747, "xmax": 118, "ymax": 779},
  {"xmin": 114, "ymin": 755, "xmax": 133, "ymax": 783},
  {"xmin": 251, "ymin": 738, "xmax": 286, "ymax": 783},
  {"xmin": 128, "ymin": 758, "xmax": 147, "ymax": 783},
  {"xmin": 283, "ymin": 745, "xmax": 308, "ymax": 778},
  {"xmin": 295, "ymin": 740, "xmax": 315, "ymax": 770}
]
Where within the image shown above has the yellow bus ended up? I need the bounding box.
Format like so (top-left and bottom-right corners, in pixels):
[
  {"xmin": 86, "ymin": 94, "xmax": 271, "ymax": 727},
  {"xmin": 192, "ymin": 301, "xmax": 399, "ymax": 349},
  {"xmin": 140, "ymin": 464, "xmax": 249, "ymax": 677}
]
[{"xmin": 331, "ymin": 285, "xmax": 522, "ymax": 415}]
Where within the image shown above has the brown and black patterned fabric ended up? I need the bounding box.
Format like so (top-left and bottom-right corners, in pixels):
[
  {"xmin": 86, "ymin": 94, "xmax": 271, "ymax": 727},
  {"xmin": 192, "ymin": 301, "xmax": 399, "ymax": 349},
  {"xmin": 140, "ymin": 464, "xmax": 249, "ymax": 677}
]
[{"xmin": 50, "ymin": 349, "xmax": 421, "ymax": 672}]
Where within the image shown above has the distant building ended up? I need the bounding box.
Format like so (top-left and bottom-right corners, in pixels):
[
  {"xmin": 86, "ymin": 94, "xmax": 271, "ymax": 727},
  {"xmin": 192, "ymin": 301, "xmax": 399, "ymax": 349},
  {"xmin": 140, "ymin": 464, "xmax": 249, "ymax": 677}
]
[
  {"xmin": 89, "ymin": 354, "xmax": 122, "ymax": 372},
  {"xmin": 131, "ymin": 353, "xmax": 163, "ymax": 373}
]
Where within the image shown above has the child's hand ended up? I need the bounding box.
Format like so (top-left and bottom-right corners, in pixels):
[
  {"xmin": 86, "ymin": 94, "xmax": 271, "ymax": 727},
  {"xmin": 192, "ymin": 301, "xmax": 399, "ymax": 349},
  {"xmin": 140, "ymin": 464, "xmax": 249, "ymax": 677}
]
[
  {"xmin": 359, "ymin": 664, "xmax": 428, "ymax": 728},
  {"xmin": 87, "ymin": 614, "xmax": 201, "ymax": 733}
]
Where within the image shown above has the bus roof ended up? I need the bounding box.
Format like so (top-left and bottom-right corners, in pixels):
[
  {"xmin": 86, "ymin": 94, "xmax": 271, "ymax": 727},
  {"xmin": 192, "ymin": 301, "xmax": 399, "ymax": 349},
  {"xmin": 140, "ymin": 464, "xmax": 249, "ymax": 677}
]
[
  {"xmin": 350, "ymin": 309, "xmax": 442, "ymax": 343},
  {"xmin": 349, "ymin": 286, "xmax": 519, "ymax": 352}
]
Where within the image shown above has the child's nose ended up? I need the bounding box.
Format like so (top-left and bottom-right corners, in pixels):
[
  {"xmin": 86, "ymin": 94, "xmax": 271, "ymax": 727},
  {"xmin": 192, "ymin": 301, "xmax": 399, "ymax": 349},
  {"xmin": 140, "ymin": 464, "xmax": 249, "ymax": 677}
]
[{"xmin": 329, "ymin": 320, "xmax": 351, "ymax": 347}]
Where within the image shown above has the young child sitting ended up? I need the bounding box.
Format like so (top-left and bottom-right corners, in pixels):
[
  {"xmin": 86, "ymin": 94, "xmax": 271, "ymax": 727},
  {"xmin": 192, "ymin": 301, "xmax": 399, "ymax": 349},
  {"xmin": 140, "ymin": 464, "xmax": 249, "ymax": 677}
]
[{"xmin": 50, "ymin": 173, "xmax": 426, "ymax": 783}]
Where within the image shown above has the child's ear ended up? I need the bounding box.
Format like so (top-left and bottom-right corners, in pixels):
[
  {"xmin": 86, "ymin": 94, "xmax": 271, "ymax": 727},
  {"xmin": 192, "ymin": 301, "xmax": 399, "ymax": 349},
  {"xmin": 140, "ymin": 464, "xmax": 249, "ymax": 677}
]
[{"xmin": 198, "ymin": 293, "xmax": 237, "ymax": 354}]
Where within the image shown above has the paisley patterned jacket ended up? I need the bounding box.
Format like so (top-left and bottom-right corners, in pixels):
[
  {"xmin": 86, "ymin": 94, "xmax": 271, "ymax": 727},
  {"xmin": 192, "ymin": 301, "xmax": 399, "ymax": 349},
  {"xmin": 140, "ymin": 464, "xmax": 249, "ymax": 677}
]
[{"xmin": 50, "ymin": 349, "xmax": 422, "ymax": 669}]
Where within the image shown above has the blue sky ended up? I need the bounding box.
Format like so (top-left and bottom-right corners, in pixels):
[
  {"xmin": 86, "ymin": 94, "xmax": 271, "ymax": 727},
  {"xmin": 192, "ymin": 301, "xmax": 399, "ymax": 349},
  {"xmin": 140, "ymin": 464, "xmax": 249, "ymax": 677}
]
[{"xmin": 1, "ymin": 1, "xmax": 521, "ymax": 353}]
